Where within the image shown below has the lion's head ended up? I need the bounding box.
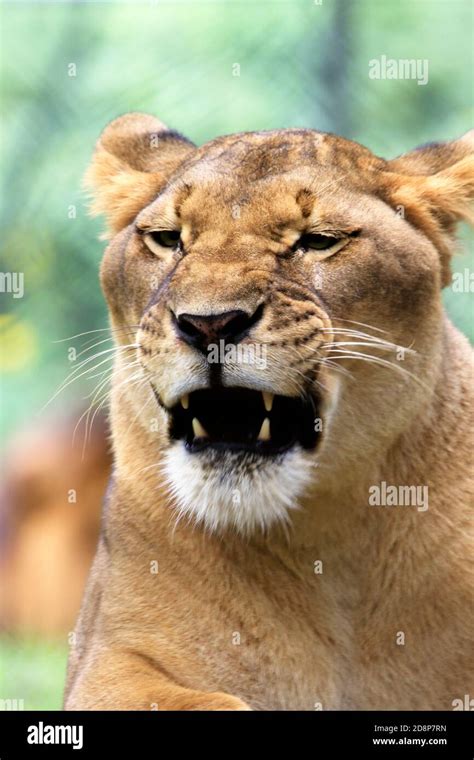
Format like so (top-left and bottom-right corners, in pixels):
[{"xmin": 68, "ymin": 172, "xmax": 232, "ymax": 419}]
[{"xmin": 86, "ymin": 113, "xmax": 473, "ymax": 533}]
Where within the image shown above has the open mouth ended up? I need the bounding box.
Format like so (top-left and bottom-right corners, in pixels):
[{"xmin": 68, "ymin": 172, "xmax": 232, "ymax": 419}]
[{"xmin": 168, "ymin": 387, "xmax": 321, "ymax": 456}]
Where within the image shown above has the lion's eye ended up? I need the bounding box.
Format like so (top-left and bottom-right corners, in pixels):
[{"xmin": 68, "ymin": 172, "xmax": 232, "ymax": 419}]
[
  {"xmin": 143, "ymin": 229, "xmax": 181, "ymax": 254},
  {"xmin": 150, "ymin": 230, "xmax": 181, "ymax": 248},
  {"xmin": 297, "ymin": 233, "xmax": 348, "ymax": 260},
  {"xmin": 301, "ymin": 233, "xmax": 337, "ymax": 251}
]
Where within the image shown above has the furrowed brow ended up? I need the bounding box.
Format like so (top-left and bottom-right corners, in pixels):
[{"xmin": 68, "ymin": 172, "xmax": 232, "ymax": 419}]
[
  {"xmin": 174, "ymin": 182, "xmax": 193, "ymax": 220},
  {"xmin": 295, "ymin": 188, "xmax": 316, "ymax": 219}
]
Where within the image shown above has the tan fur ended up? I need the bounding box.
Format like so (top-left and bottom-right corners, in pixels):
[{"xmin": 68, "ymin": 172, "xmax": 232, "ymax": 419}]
[{"xmin": 64, "ymin": 114, "xmax": 473, "ymax": 710}]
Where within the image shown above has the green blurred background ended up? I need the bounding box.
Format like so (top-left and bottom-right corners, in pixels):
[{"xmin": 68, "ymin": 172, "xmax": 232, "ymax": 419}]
[{"xmin": 0, "ymin": 0, "xmax": 472, "ymax": 710}]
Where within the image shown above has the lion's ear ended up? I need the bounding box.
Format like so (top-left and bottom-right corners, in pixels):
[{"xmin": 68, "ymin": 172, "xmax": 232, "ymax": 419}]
[
  {"xmin": 84, "ymin": 112, "xmax": 196, "ymax": 236},
  {"xmin": 381, "ymin": 131, "xmax": 474, "ymax": 287}
]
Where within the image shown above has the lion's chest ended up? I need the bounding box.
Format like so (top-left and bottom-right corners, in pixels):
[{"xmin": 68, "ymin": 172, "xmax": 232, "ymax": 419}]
[{"xmin": 155, "ymin": 562, "xmax": 354, "ymax": 710}]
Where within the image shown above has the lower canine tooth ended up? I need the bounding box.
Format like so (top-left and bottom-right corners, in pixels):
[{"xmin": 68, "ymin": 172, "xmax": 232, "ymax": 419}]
[
  {"xmin": 257, "ymin": 417, "xmax": 271, "ymax": 441},
  {"xmin": 181, "ymin": 394, "xmax": 189, "ymax": 409},
  {"xmin": 192, "ymin": 417, "xmax": 208, "ymax": 438},
  {"xmin": 262, "ymin": 391, "xmax": 274, "ymax": 412}
]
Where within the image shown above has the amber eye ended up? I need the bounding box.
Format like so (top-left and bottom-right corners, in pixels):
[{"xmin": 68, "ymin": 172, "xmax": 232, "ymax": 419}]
[
  {"xmin": 300, "ymin": 233, "xmax": 337, "ymax": 251},
  {"xmin": 148, "ymin": 230, "xmax": 181, "ymax": 248}
]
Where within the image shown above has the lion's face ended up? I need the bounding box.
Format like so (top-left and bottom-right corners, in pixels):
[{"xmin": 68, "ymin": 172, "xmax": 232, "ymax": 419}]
[{"xmin": 88, "ymin": 114, "xmax": 473, "ymax": 533}]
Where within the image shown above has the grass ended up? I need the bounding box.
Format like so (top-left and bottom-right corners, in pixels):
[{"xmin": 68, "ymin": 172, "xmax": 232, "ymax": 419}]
[{"xmin": 0, "ymin": 636, "xmax": 69, "ymax": 711}]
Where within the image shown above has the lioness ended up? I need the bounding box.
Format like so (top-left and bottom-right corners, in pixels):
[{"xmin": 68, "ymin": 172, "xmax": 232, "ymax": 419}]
[{"xmin": 64, "ymin": 114, "xmax": 473, "ymax": 710}]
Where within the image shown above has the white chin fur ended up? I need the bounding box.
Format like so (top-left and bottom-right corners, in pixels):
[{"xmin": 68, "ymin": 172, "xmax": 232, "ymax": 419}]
[{"xmin": 162, "ymin": 442, "xmax": 316, "ymax": 535}]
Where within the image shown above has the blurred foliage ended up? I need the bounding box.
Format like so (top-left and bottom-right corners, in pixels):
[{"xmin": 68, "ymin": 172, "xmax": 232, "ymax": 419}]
[
  {"xmin": 1, "ymin": 0, "xmax": 473, "ymax": 439},
  {"xmin": 0, "ymin": 636, "xmax": 68, "ymax": 710},
  {"xmin": 0, "ymin": 0, "xmax": 472, "ymax": 715}
]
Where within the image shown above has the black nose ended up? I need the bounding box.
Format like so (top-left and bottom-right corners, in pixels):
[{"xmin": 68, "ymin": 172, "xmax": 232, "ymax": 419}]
[{"xmin": 173, "ymin": 305, "xmax": 263, "ymax": 353}]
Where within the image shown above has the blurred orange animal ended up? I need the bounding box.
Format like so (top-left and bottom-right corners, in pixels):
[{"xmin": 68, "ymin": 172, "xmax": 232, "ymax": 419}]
[{"xmin": 0, "ymin": 413, "xmax": 110, "ymax": 636}]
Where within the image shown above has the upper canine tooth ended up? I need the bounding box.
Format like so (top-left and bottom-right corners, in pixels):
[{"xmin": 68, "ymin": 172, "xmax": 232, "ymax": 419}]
[
  {"xmin": 262, "ymin": 391, "xmax": 274, "ymax": 412},
  {"xmin": 257, "ymin": 417, "xmax": 271, "ymax": 441},
  {"xmin": 192, "ymin": 417, "xmax": 208, "ymax": 438},
  {"xmin": 181, "ymin": 394, "xmax": 189, "ymax": 409}
]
